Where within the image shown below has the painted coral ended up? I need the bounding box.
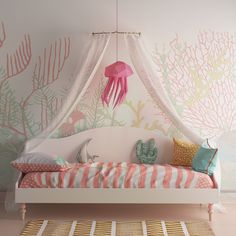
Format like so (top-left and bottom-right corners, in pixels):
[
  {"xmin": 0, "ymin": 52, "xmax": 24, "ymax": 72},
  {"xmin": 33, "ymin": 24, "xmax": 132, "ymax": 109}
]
[{"xmin": 154, "ymin": 31, "xmax": 236, "ymax": 138}]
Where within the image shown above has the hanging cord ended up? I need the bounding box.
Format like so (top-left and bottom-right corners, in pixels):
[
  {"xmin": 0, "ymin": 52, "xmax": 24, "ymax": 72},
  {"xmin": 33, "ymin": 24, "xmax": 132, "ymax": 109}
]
[
  {"xmin": 116, "ymin": 0, "xmax": 118, "ymax": 62},
  {"xmin": 92, "ymin": 0, "xmax": 141, "ymax": 37}
]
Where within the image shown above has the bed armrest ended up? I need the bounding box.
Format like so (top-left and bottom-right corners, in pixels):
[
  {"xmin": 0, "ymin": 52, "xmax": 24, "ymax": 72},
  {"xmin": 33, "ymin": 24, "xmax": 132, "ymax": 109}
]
[
  {"xmin": 212, "ymin": 158, "xmax": 221, "ymax": 191},
  {"xmin": 15, "ymin": 172, "xmax": 23, "ymax": 189}
]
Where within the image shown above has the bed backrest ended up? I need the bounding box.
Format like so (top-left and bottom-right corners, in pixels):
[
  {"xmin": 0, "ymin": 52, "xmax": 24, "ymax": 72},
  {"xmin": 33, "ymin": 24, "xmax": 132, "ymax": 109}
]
[{"xmin": 25, "ymin": 127, "xmax": 174, "ymax": 164}]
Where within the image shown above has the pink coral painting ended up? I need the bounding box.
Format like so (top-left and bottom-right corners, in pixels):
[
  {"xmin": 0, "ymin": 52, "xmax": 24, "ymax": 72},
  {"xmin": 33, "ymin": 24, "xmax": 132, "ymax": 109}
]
[{"xmin": 154, "ymin": 31, "xmax": 236, "ymax": 138}]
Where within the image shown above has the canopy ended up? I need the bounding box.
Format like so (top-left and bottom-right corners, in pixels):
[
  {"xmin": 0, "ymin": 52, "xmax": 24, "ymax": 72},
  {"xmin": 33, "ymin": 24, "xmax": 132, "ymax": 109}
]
[{"xmin": 28, "ymin": 34, "xmax": 202, "ymax": 149}]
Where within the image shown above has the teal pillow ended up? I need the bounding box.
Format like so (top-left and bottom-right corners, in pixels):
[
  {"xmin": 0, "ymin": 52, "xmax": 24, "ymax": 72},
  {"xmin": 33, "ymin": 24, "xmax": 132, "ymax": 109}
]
[
  {"xmin": 192, "ymin": 141, "xmax": 218, "ymax": 175},
  {"xmin": 136, "ymin": 139, "xmax": 158, "ymax": 164},
  {"xmin": 55, "ymin": 156, "xmax": 68, "ymax": 165}
]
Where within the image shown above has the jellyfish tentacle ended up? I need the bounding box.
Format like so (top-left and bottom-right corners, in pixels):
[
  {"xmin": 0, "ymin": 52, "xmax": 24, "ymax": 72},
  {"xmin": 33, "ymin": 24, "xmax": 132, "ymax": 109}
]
[
  {"xmin": 108, "ymin": 76, "xmax": 117, "ymax": 103},
  {"xmin": 124, "ymin": 77, "xmax": 128, "ymax": 93},
  {"xmin": 101, "ymin": 77, "xmax": 114, "ymax": 106},
  {"xmin": 113, "ymin": 78, "xmax": 122, "ymax": 108},
  {"xmin": 119, "ymin": 77, "xmax": 126, "ymax": 104},
  {"xmin": 103, "ymin": 77, "xmax": 113, "ymax": 96},
  {"xmin": 114, "ymin": 77, "xmax": 125, "ymax": 108},
  {"xmin": 113, "ymin": 77, "xmax": 120, "ymax": 105}
]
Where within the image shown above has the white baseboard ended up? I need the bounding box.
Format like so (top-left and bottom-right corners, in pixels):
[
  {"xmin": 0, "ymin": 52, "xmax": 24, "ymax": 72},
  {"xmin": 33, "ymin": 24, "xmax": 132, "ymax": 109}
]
[{"xmin": 220, "ymin": 192, "xmax": 236, "ymax": 203}]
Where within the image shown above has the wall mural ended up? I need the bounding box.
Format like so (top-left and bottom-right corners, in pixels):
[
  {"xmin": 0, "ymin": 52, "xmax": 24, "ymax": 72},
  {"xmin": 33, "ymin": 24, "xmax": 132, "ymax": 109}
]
[
  {"xmin": 154, "ymin": 32, "xmax": 236, "ymax": 138},
  {"xmin": 0, "ymin": 24, "xmax": 236, "ymax": 190},
  {"xmin": 57, "ymin": 31, "xmax": 236, "ymax": 140},
  {"xmin": 0, "ymin": 21, "xmax": 71, "ymax": 189}
]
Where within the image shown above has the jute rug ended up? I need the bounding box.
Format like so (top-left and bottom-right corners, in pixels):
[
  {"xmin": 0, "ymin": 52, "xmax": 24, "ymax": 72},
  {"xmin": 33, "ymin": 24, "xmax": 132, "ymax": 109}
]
[{"xmin": 20, "ymin": 219, "xmax": 215, "ymax": 236}]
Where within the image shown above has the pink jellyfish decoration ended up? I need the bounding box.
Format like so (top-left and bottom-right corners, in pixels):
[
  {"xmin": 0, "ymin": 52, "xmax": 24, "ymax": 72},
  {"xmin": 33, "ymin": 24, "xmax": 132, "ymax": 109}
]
[{"xmin": 101, "ymin": 61, "xmax": 133, "ymax": 108}]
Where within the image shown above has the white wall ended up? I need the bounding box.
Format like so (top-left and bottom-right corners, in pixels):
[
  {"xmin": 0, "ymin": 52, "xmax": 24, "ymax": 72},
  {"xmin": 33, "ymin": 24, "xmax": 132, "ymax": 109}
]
[{"xmin": 2, "ymin": 0, "xmax": 236, "ymax": 47}]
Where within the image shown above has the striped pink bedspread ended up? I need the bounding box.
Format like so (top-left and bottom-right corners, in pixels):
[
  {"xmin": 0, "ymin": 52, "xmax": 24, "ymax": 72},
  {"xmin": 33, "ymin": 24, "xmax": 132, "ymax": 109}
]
[{"xmin": 20, "ymin": 162, "xmax": 214, "ymax": 189}]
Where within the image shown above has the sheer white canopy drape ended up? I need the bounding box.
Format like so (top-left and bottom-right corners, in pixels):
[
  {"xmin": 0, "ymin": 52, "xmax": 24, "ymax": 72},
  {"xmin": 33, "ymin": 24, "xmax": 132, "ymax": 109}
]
[
  {"xmin": 5, "ymin": 34, "xmax": 111, "ymax": 211},
  {"xmin": 26, "ymin": 34, "xmax": 111, "ymax": 151},
  {"xmin": 125, "ymin": 34, "xmax": 203, "ymax": 144},
  {"xmin": 28, "ymin": 33, "xmax": 203, "ymax": 147}
]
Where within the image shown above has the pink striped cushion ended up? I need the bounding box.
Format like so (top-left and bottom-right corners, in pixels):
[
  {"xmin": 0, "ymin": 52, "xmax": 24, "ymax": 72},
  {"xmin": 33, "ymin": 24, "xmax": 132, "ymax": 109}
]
[{"xmin": 11, "ymin": 152, "xmax": 71, "ymax": 173}]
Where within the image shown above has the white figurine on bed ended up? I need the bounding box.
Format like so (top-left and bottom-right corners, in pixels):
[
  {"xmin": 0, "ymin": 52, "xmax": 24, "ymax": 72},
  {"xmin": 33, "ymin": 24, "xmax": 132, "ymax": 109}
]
[{"xmin": 76, "ymin": 139, "xmax": 99, "ymax": 163}]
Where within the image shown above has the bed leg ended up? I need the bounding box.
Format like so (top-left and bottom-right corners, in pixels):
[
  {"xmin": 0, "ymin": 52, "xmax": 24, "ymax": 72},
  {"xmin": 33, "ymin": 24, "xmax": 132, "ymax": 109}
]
[
  {"xmin": 208, "ymin": 203, "xmax": 213, "ymax": 222},
  {"xmin": 20, "ymin": 203, "xmax": 26, "ymax": 221}
]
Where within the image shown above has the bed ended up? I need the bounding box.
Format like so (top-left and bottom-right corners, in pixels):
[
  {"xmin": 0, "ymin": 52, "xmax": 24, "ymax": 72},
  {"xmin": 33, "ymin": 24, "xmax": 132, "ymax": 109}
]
[{"xmin": 15, "ymin": 127, "xmax": 221, "ymax": 221}]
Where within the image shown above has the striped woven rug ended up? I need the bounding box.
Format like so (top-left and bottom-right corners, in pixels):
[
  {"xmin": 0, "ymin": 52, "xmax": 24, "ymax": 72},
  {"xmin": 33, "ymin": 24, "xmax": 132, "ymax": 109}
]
[{"xmin": 20, "ymin": 219, "xmax": 215, "ymax": 236}]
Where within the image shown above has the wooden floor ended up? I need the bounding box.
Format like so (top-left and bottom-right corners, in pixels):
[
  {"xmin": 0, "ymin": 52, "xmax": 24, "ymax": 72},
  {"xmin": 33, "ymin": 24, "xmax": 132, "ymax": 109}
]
[{"xmin": 0, "ymin": 202, "xmax": 235, "ymax": 236}]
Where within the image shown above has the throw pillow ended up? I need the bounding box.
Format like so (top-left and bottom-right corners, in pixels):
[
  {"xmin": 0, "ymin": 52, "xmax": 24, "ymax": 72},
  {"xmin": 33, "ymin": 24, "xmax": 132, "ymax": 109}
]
[
  {"xmin": 136, "ymin": 139, "xmax": 158, "ymax": 164},
  {"xmin": 171, "ymin": 138, "xmax": 199, "ymax": 166},
  {"xmin": 192, "ymin": 140, "xmax": 218, "ymax": 175},
  {"xmin": 11, "ymin": 152, "xmax": 71, "ymax": 173}
]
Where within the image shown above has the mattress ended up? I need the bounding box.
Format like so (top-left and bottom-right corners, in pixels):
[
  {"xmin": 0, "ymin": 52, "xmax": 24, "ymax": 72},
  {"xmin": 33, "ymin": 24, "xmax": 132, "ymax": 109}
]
[{"xmin": 20, "ymin": 162, "xmax": 215, "ymax": 189}]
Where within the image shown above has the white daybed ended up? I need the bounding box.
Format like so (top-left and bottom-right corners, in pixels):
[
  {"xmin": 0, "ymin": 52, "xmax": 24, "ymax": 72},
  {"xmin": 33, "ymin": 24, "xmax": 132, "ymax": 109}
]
[{"xmin": 15, "ymin": 127, "xmax": 221, "ymax": 221}]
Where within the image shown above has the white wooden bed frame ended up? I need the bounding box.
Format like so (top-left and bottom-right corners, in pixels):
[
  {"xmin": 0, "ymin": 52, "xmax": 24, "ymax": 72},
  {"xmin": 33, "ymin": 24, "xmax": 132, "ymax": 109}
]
[{"xmin": 15, "ymin": 127, "xmax": 221, "ymax": 221}]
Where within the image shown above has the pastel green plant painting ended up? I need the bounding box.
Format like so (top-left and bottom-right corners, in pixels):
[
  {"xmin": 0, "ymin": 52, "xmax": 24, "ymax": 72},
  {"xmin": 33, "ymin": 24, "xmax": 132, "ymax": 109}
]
[
  {"xmin": 53, "ymin": 77, "xmax": 125, "ymax": 138},
  {"xmin": 0, "ymin": 20, "xmax": 72, "ymax": 190},
  {"xmin": 136, "ymin": 139, "xmax": 158, "ymax": 164}
]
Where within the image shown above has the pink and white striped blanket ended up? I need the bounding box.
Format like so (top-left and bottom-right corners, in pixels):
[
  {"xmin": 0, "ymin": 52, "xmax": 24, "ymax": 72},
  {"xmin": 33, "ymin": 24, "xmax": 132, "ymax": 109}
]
[{"xmin": 20, "ymin": 162, "xmax": 215, "ymax": 189}]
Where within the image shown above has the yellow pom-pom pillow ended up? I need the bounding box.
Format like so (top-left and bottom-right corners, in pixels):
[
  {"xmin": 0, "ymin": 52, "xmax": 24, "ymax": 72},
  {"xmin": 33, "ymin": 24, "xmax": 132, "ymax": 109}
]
[{"xmin": 172, "ymin": 138, "xmax": 199, "ymax": 166}]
